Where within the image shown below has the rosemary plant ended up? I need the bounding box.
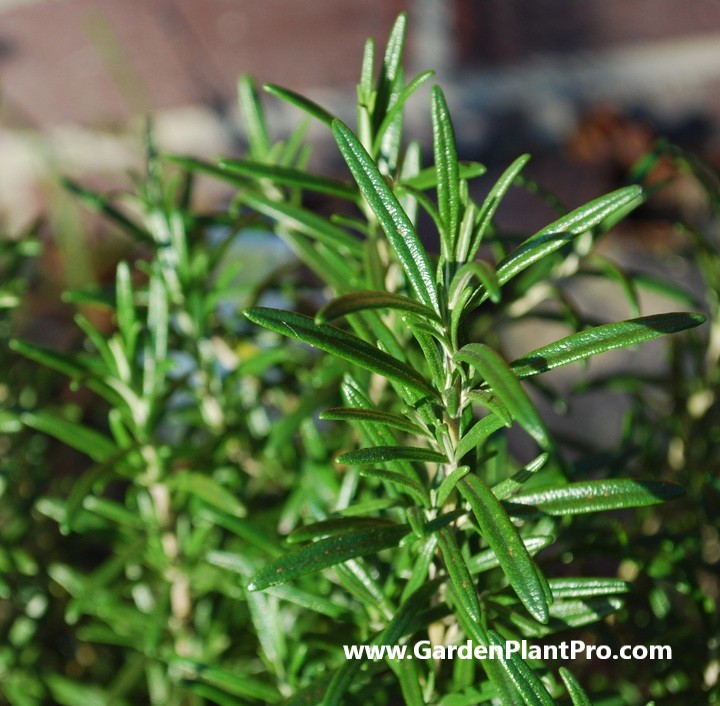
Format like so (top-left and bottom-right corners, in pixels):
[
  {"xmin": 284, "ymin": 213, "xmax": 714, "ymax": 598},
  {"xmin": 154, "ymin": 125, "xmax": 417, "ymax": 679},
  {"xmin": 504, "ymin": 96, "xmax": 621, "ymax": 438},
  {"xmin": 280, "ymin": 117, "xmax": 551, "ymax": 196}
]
[
  {"xmin": 4, "ymin": 11, "xmax": 717, "ymax": 706},
  {"xmin": 206, "ymin": 13, "xmax": 705, "ymax": 705}
]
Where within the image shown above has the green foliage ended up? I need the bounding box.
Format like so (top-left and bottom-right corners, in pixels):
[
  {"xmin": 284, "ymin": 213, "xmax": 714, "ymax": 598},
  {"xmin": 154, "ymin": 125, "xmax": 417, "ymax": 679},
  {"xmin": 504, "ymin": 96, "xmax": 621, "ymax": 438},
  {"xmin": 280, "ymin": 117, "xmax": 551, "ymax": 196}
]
[{"xmin": 2, "ymin": 11, "xmax": 718, "ymax": 706}]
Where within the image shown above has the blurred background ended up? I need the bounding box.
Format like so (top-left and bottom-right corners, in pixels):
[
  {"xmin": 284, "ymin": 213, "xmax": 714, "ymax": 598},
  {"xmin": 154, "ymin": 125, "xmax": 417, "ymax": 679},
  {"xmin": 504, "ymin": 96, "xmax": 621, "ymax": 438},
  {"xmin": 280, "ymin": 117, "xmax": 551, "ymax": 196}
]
[{"xmin": 2, "ymin": 0, "xmax": 720, "ymax": 229}]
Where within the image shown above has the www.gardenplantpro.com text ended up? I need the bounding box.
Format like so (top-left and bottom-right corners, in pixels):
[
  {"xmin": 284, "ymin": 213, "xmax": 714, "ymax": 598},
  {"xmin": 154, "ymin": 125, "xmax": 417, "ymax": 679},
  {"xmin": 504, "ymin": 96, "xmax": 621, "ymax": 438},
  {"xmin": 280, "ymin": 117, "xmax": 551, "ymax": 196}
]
[{"xmin": 343, "ymin": 640, "xmax": 672, "ymax": 662}]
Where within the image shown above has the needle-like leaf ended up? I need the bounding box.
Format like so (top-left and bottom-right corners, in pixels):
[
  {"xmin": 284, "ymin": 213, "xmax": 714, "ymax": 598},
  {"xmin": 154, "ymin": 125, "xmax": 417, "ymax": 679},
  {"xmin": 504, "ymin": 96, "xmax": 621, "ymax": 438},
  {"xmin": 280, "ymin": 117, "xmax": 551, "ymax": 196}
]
[
  {"xmin": 488, "ymin": 631, "xmax": 555, "ymax": 706},
  {"xmin": 456, "ymin": 344, "xmax": 550, "ymax": 448},
  {"xmin": 263, "ymin": 83, "xmax": 335, "ymax": 125},
  {"xmin": 506, "ymin": 479, "xmax": 686, "ymax": 516},
  {"xmin": 337, "ymin": 445, "xmax": 447, "ymax": 466},
  {"xmin": 244, "ymin": 308, "xmax": 438, "ymax": 399},
  {"xmin": 459, "ymin": 474, "xmax": 551, "ymax": 623},
  {"xmin": 494, "ymin": 185, "xmax": 643, "ymax": 290},
  {"xmin": 431, "ymin": 85, "xmax": 460, "ymax": 253},
  {"xmin": 399, "ymin": 161, "xmax": 486, "ymax": 191},
  {"xmin": 332, "ymin": 119, "xmax": 440, "ymax": 313},
  {"xmin": 464, "ymin": 155, "xmax": 530, "ymax": 263},
  {"xmin": 511, "ymin": 312, "xmax": 706, "ymax": 379},
  {"xmin": 248, "ymin": 524, "xmax": 410, "ymax": 591},
  {"xmin": 437, "ymin": 527, "xmax": 482, "ymax": 623},
  {"xmin": 559, "ymin": 667, "xmax": 593, "ymax": 706},
  {"xmin": 236, "ymin": 191, "xmax": 364, "ymax": 255},
  {"xmin": 316, "ymin": 290, "xmax": 442, "ymax": 325},
  {"xmin": 320, "ymin": 407, "xmax": 428, "ymax": 436}
]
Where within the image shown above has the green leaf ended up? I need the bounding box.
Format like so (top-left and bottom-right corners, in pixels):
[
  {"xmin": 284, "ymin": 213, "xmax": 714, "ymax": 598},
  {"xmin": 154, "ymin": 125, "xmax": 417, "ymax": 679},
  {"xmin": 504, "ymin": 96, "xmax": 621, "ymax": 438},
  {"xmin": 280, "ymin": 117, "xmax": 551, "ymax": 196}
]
[
  {"xmin": 507, "ymin": 479, "xmax": 685, "ymax": 516},
  {"xmin": 466, "ymin": 389, "xmax": 513, "ymax": 427},
  {"xmin": 46, "ymin": 675, "xmax": 126, "ymax": 706},
  {"xmin": 455, "ymin": 413, "xmax": 508, "ymax": 461},
  {"xmin": 586, "ymin": 255, "xmax": 640, "ymax": 317},
  {"xmin": 495, "ymin": 185, "xmax": 643, "ymax": 289},
  {"xmin": 176, "ymin": 659, "xmax": 281, "ymax": 703},
  {"xmin": 287, "ymin": 517, "xmax": 400, "ymax": 544},
  {"xmin": 337, "ymin": 445, "xmax": 447, "ymax": 466},
  {"xmin": 391, "ymin": 657, "xmax": 426, "ymax": 706},
  {"xmin": 173, "ymin": 472, "xmax": 246, "ymax": 518},
  {"xmin": 401, "ymin": 534, "xmax": 438, "ymax": 601},
  {"xmin": 219, "ymin": 158, "xmax": 358, "ymax": 199},
  {"xmin": 320, "ymin": 407, "xmax": 428, "ymax": 436},
  {"xmin": 207, "ymin": 552, "xmax": 348, "ymax": 619},
  {"xmin": 548, "ymin": 578, "xmax": 630, "ymax": 599},
  {"xmin": 115, "ymin": 262, "xmax": 138, "ymax": 356},
  {"xmin": 22, "ymin": 411, "xmax": 118, "ymax": 463},
  {"xmin": 235, "ymin": 191, "xmax": 363, "ymax": 255},
  {"xmin": 531, "ymin": 597, "xmax": 624, "ymax": 635},
  {"xmin": 431, "ymin": 85, "xmax": 460, "ymax": 252},
  {"xmin": 511, "ymin": 312, "xmax": 707, "ymax": 379},
  {"xmin": 437, "ymin": 527, "xmax": 482, "ymax": 622},
  {"xmin": 464, "ymin": 155, "xmax": 530, "ymax": 262},
  {"xmin": 559, "ymin": 667, "xmax": 593, "ymax": 706},
  {"xmin": 237, "ymin": 75, "xmax": 272, "ymax": 159},
  {"xmin": 436, "ymin": 466, "xmax": 471, "ymax": 506},
  {"xmin": 323, "ymin": 578, "xmax": 439, "ymax": 706},
  {"xmin": 244, "ymin": 307, "xmax": 438, "ymax": 399},
  {"xmin": 407, "ymin": 318, "xmax": 446, "ymax": 390},
  {"xmin": 632, "ymin": 272, "xmax": 702, "ymax": 308},
  {"xmin": 449, "ymin": 261, "xmax": 501, "ymax": 308},
  {"xmin": 332, "ymin": 119, "xmax": 440, "ymax": 313},
  {"xmin": 492, "ymin": 453, "xmax": 549, "ymax": 500},
  {"xmin": 316, "ymin": 290, "xmax": 442, "ymax": 325},
  {"xmin": 200, "ymin": 508, "xmax": 280, "ymax": 556},
  {"xmin": 360, "ymin": 468, "xmax": 431, "ymax": 507},
  {"xmin": 263, "ymin": 83, "xmax": 335, "ymax": 125},
  {"xmin": 458, "ymin": 474, "xmax": 550, "ymax": 623},
  {"xmin": 82, "ymin": 496, "xmax": 143, "ymax": 529},
  {"xmin": 164, "ymin": 154, "xmax": 248, "ymax": 188},
  {"xmin": 358, "ymin": 38, "xmax": 375, "ymax": 103},
  {"xmin": 62, "ymin": 178, "xmax": 152, "ymax": 245},
  {"xmin": 372, "ymin": 70, "xmax": 435, "ymax": 155},
  {"xmin": 143, "ymin": 270, "xmax": 169, "ymax": 399},
  {"xmin": 10, "ymin": 339, "xmax": 86, "ymax": 379},
  {"xmin": 400, "ymin": 162, "xmax": 486, "ymax": 191},
  {"xmin": 468, "ymin": 536, "xmax": 552, "ymax": 575},
  {"xmin": 488, "ymin": 631, "xmax": 555, "ymax": 706},
  {"xmin": 247, "ymin": 524, "xmax": 410, "ymax": 591},
  {"xmin": 373, "ymin": 12, "xmax": 407, "ymax": 130},
  {"xmin": 456, "ymin": 344, "xmax": 550, "ymax": 448},
  {"xmin": 340, "ymin": 376, "xmax": 421, "ymax": 480}
]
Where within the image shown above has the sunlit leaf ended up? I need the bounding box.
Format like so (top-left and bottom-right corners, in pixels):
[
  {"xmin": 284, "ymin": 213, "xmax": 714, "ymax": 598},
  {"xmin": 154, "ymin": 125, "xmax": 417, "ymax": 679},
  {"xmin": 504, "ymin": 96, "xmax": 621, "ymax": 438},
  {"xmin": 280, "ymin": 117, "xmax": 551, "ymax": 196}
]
[
  {"xmin": 506, "ymin": 479, "xmax": 685, "ymax": 516},
  {"xmin": 337, "ymin": 445, "xmax": 447, "ymax": 466},
  {"xmin": 431, "ymin": 85, "xmax": 460, "ymax": 253},
  {"xmin": 244, "ymin": 307, "xmax": 438, "ymax": 399},
  {"xmin": 263, "ymin": 83, "xmax": 335, "ymax": 125},
  {"xmin": 494, "ymin": 186, "xmax": 643, "ymax": 291},
  {"xmin": 320, "ymin": 407, "xmax": 428, "ymax": 436},
  {"xmin": 511, "ymin": 312, "xmax": 706, "ymax": 379},
  {"xmin": 559, "ymin": 667, "xmax": 593, "ymax": 706},
  {"xmin": 456, "ymin": 344, "xmax": 550, "ymax": 448},
  {"xmin": 248, "ymin": 525, "xmax": 410, "ymax": 591},
  {"xmin": 458, "ymin": 475, "xmax": 550, "ymax": 623},
  {"xmin": 316, "ymin": 290, "xmax": 442, "ymax": 325},
  {"xmin": 332, "ymin": 120, "xmax": 440, "ymax": 313}
]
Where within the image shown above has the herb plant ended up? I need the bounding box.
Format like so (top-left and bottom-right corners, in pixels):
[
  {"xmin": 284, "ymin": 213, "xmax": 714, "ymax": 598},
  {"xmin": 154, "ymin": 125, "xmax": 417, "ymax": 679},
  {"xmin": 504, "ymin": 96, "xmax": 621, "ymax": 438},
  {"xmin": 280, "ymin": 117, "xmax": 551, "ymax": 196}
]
[
  {"xmin": 4, "ymin": 11, "xmax": 717, "ymax": 706},
  {"xmin": 187, "ymin": 13, "xmax": 705, "ymax": 705}
]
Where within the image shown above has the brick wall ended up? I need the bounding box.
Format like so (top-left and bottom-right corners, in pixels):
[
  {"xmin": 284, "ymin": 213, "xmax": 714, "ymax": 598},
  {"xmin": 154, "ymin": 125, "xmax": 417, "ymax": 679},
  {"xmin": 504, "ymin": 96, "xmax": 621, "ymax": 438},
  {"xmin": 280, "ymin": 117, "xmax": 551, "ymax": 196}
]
[{"xmin": 454, "ymin": 0, "xmax": 720, "ymax": 66}]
